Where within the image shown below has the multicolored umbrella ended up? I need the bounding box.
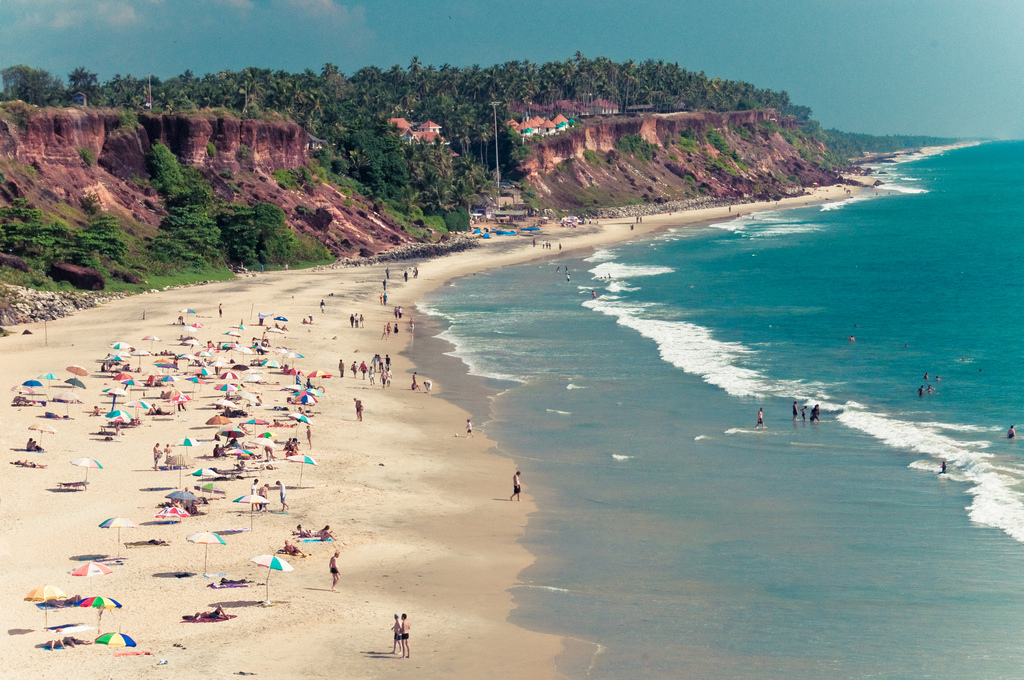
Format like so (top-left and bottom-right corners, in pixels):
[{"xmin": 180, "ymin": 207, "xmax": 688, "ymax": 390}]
[
  {"xmin": 257, "ymin": 431, "xmax": 277, "ymax": 439},
  {"xmin": 105, "ymin": 409, "xmax": 132, "ymax": 423},
  {"xmin": 286, "ymin": 454, "xmax": 317, "ymax": 486},
  {"xmin": 243, "ymin": 418, "xmax": 270, "ymax": 426},
  {"xmin": 71, "ymin": 561, "xmax": 113, "ymax": 577},
  {"xmin": 95, "ymin": 632, "xmax": 136, "ymax": 647},
  {"xmin": 307, "ymin": 370, "xmax": 332, "ymax": 379},
  {"xmin": 155, "ymin": 507, "xmax": 190, "ymax": 521},
  {"xmin": 289, "ymin": 413, "xmax": 311, "ymax": 424},
  {"xmin": 295, "ymin": 393, "xmax": 318, "ymax": 405},
  {"xmin": 226, "ymin": 447, "xmax": 255, "ymax": 456},
  {"xmin": 216, "ymin": 383, "xmax": 239, "ymax": 393},
  {"xmin": 220, "ymin": 428, "xmax": 246, "ymax": 438},
  {"xmin": 250, "ymin": 554, "xmax": 293, "ymax": 603},
  {"xmin": 188, "ymin": 322, "xmax": 205, "ymax": 330},
  {"xmin": 176, "ymin": 437, "xmax": 199, "ymax": 447},
  {"xmin": 234, "ymin": 494, "xmax": 267, "ymax": 529},
  {"xmin": 110, "ymin": 342, "xmax": 134, "ymax": 351},
  {"xmin": 142, "ymin": 335, "xmax": 162, "ymax": 350},
  {"xmin": 71, "ymin": 457, "xmax": 102, "ymax": 483},
  {"xmin": 260, "ymin": 360, "xmax": 281, "ymax": 368},
  {"xmin": 77, "ymin": 596, "xmax": 122, "ymax": 634},
  {"xmin": 99, "ymin": 516, "xmax": 137, "ymax": 546},
  {"xmin": 187, "ymin": 531, "xmax": 226, "ymax": 573},
  {"xmin": 189, "ymin": 468, "xmax": 218, "ymax": 478}
]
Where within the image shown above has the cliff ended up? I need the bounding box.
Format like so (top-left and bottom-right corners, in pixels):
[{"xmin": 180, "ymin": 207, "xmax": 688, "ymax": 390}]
[
  {"xmin": 0, "ymin": 108, "xmax": 411, "ymax": 258},
  {"xmin": 519, "ymin": 110, "xmax": 847, "ymax": 211}
]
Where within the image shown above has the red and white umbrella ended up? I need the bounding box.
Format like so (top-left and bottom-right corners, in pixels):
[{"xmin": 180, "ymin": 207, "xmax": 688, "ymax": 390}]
[
  {"xmin": 155, "ymin": 507, "xmax": 191, "ymax": 521},
  {"xmin": 71, "ymin": 561, "xmax": 113, "ymax": 577}
]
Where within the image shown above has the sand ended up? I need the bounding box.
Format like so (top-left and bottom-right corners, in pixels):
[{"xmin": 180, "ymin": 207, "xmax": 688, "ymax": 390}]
[{"xmin": 0, "ymin": 184, "xmax": 856, "ymax": 678}]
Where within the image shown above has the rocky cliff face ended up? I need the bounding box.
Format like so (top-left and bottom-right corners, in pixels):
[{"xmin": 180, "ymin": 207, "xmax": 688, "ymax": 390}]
[
  {"xmin": 0, "ymin": 108, "xmax": 411, "ymax": 257},
  {"xmin": 520, "ymin": 110, "xmax": 845, "ymax": 211}
]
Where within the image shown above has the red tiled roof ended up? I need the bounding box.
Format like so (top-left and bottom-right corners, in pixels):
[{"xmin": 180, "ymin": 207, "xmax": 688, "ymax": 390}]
[
  {"xmin": 411, "ymin": 130, "xmax": 441, "ymax": 142},
  {"xmin": 552, "ymin": 114, "xmax": 569, "ymax": 124}
]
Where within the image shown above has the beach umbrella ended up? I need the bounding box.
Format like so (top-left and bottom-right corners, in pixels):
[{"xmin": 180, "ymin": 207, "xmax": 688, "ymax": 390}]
[
  {"xmin": 234, "ymin": 494, "xmax": 267, "ymax": 530},
  {"xmin": 282, "ymin": 368, "xmax": 300, "ymax": 376},
  {"xmin": 307, "ymin": 370, "xmax": 332, "ymax": 379},
  {"xmin": 289, "ymin": 413, "xmax": 311, "ymax": 424},
  {"xmin": 142, "ymin": 334, "xmax": 162, "ymax": 350},
  {"xmin": 199, "ymin": 482, "xmax": 225, "ymax": 494},
  {"xmin": 187, "ymin": 531, "xmax": 226, "ymax": 573},
  {"xmin": 103, "ymin": 387, "xmax": 127, "ymax": 408},
  {"xmin": 211, "ymin": 358, "xmax": 232, "ymax": 368},
  {"xmin": 226, "ymin": 447, "xmax": 255, "ymax": 456},
  {"xmin": 25, "ymin": 585, "xmax": 67, "ymax": 628},
  {"xmin": 167, "ymin": 491, "xmax": 199, "ymax": 503},
  {"xmin": 124, "ymin": 400, "xmax": 150, "ymax": 418},
  {"xmin": 266, "ymin": 328, "xmax": 285, "ymax": 334},
  {"xmin": 250, "ymin": 554, "xmax": 292, "ymax": 603},
  {"xmin": 243, "ymin": 418, "xmax": 270, "ymax": 426},
  {"xmin": 22, "ymin": 379, "xmax": 44, "ymax": 390},
  {"xmin": 53, "ymin": 391, "xmax": 82, "ymax": 415},
  {"xmin": 28, "ymin": 423, "xmax": 56, "ymax": 444},
  {"xmin": 153, "ymin": 361, "xmax": 178, "ymax": 370},
  {"xmin": 77, "ymin": 596, "xmax": 122, "ymax": 633},
  {"xmin": 176, "ymin": 437, "xmax": 199, "ymax": 448},
  {"xmin": 216, "ymin": 383, "xmax": 239, "ymax": 393},
  {"xmin": 71, "ymin": 561, "xmax": 113, "ymax": 578},
  {"xmin": 110, "ymin": 342, "xmax": 134, "ymax": 351},
  {"xmin": 37, "ymin": 372, "xmax": 59, "ymax": 390},
  {"xmin": 12, "ymin": 385, "xmax": 38, "ymax": 394},
  {"xmin": 296, "ymin": 393, "xmax": 318, "ymax": 405},
  {"xmin": 206, "ymin": 415, "xmax": 232, "ymax": 426},
  {"xmin": 104, "ymin": 355, "xmax": 126, "ymax": 363},
  {"xmin": 188, "ymin": 322, "xmax": 205, "ymax": 331},
  {"xmin": 189, "ymin": 468, "xmax": 218, "ymax": 478},
  {"xmin": 224, "ymin": 331, "xmax": 241, "ymax": 338},
  {"xmin": 71, "ymin": 457, "xmax": 102, "ymax": 484},
  {"xmin": 258, "ymin": 431, "xmax": 277, "ymax": 439},
  {"xmin": 235, "ymin": 391, "xmax": 259, "ymax": 404},
  {"xmin": 219, "ymin": 371, "xmax": 241, "ymax": 380},
  {"xmin": 169, "ymin": 394, "xmax": 192, "ymax": 409},
  {"xmin": 98, "ymin": 517, "xmax": 137, "ymax": 546},
  {"xmin": 181, "ymin": 338, "xmax": 203, "ymax": 347},
  {"xmin": 64, "ymin": 377, "xmax": 86, "ymax": 390},
  {"xmin": 241, "ymin": 374, "xmax": 264, "ymax": 383},
  {"xmin": 114, "ymin": 371, "xmax": 134, "ymax": 380},
  {"xmin": 96, "ymin": 632, "xmax": 136, "ymax": 648},
  {"xmin": 119, "ymin": 378, "xmax": 139, "ymax": 388},
  {"xmin": 155, "ymin": 507, "xmax": 190, "ymax": 522},
  {"xmin": 274, "ymin": 317, "xmax": 288, "ymax": 322},
  {"xmin": 258, "ymin": 312, "xmax": 274, "ymax": 320},
  {"xmin": 105, "ymin": 409, "xmax": 132, "ymax": 423},
  {"xmin": 66, "ymin": 365, "xmax": 89, "ymax": 377},
  {"xmin": 261, "ymin": 360, "xmax": 281, "ymax": 368},
  {"xmin": 235, "ymin": 346, "xmax": 254, "ymax": 356},
  {"xmin": 178, "ymin": 353, "xmax": 197, "ymax": 360},
  {"xmin": 287, "ymin": 454, "xmax": 317, "ymax": 487},
  {"xmin": 161, "ymin": 375, "xmax": 181, "ymax": 383},
  {"xmin": 220, "ymin": 427, "xmax": 246, "ymax": 438},
  {"xmin": 197, "ymin": 367, "xmax": 216, "ymax": 377},
  {"xmin": 130, "ymin": 349, "xmax": 151, "ymax": 369},
  {"xmin": 213, "ymin": 398, "xmax": 236, "ymax": 409}
]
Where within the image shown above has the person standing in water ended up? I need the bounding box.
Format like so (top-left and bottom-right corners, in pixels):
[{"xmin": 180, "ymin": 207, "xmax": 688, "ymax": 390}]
[
  {"xmin": 940, "ymin": 461, "xmax": 947, "ymax": 474},
  {"xmin": 1009, "ymin": 425, "xmax": 1016, "ymax": 439},
  {"xmin": 792, "ymin": 401, "xmax": 799, "ymax": 419},
  {"xmin": 756, "ymin": 408, "xmax": 765, "ymax": 428},
  {"xmin": 510, "ymin": 471, "xmax": 521, "ymax": 501}
]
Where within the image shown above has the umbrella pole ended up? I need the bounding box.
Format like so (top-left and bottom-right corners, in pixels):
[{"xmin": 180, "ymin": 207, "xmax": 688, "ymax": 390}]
[
  {"xmin": 250, "ymin": 505, "xmax": 254, "ymax": 531},
  {"xmin": 266, "ymin": 566, "xmax": 272, "ymax": 603},
  {"xmin": 299, "ymin": 464, "xmax": 304, "ymax": 488},
  {"xmin": 204, "ymin": 544, "xmax": 209, "ymax": 574}
]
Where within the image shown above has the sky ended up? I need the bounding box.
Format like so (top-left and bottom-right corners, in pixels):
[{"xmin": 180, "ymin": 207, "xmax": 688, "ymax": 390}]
[{"xmin": 2, "ymin": 0, "xmax": 1023, "ymax": 138}]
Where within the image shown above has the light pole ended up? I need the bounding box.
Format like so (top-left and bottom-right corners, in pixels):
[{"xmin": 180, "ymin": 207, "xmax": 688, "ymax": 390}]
[{"xmin": 490, "ymin": 101, "xmax": 501, "ymax": 187}]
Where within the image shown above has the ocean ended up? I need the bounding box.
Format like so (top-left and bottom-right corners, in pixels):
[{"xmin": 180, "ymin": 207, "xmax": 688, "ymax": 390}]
[{"xmin": 417, "ymin": 141, "xmax": 1024, "ymax": 679}]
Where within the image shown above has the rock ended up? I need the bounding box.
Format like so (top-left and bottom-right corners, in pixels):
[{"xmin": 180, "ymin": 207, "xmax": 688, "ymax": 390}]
[
  {"xmin": 49, "ymin": 262, "xmax": 106, "ymax": 290},
  {"xmin": 0, "ymin": 252, "xmax": 30, "ymax": 272}
]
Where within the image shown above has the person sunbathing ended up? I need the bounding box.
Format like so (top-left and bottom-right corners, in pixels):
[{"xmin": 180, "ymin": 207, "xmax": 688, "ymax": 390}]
[
  {"xmin": 183, "ymin": 605, "xmax": 229, "ymax": 621},
  {"xmin": 25, "ymin": 438, "xmax": 43, "ymax": 452},
  {"xmin": 44, "ymin": 636, "xmax": 93, "ymax": 649},
  {"xmin": 317, "ymin": 525, "xmax": 336, "ymax": 541},
  {"xmin": 281, "ymin": 540, "xmax": 306, "ymax": 557},
  {"xmin": 294, "ymin": 524, "xmax": 313, "ymax": 538},
  {"xmin": 12, "ymin": 459, "xmax": 47, "ymax": 468},
  {"xmin": 219, "ymin": 577, "xmax": 252, "ymax": 585}
]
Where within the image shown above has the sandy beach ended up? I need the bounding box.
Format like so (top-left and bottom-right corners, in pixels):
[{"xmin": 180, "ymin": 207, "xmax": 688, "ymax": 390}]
[{"xmin": 0, "ymin": 182, "xmax": 856, "ymax": 679}]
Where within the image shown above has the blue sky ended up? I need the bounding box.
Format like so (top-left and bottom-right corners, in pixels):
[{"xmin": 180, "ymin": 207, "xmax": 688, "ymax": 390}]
[{"xmin": 3, "ymin": 0, "xmax": 1023, "ymax": 138}]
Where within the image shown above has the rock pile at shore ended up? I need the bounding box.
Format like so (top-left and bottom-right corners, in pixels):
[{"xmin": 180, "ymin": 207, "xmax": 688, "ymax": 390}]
[
  {"xmin": 318, "ymin": 234, "xmax": 480, "ymax": 268},
  {"xmin": 592, "ymin": 193, "xmax": 809, "ymax": 219},
  {"xmin": 0, "ymin": 284, "xmax": 129, "ymax": 326}
]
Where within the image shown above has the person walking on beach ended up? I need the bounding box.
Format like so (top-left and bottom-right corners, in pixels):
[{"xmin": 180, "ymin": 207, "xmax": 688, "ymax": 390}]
[
  {"xmin": 756, "ymin": 408, "xmax": 765, "ymax": 428},
  {"xmin": 354, "ymin": 398, "xmax": 363, "ymax": 422},
  {"xmin": 400, "ymin": 613, "xmax": 410, "ymax": 658},
  {"xmin": 510, "ymin": 471, "xmax": 521, "ymax": 501},
  {"xmin": 391, "ymin": 614, "xmax": 402, "ymax": 654},
  {"xmin": 305, "ymin": 424, "xmax": 312, "ymax": 450},
  {"xmin": 218, "ymin": 303, "xmax": 223, "ymax": 318},
  {"xmin": 466, "ymin": 418, "xmax": 474, "ymax": 438},
  {"xmin": 330, "ymin": 551, "xmax": 340, "ymax": 592},
  {"xmin": 153, "ymin": 442, "xmax": 162, "ymax": 470},
  {"xmin": 320, "ymin": 299, "xmax": 325, "ymax": 314},
  {"xmin": 277, "ymin": 480, "xmax": 288, "ymax": 512}
]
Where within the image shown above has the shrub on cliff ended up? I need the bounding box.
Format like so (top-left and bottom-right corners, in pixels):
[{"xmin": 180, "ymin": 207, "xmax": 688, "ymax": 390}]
[
  {"xmin": 217, "ymin": 203, "xmax": 295, "ymax": 267},
  {"xmin": 77, "ymin": 147, "xmax": 95, "ymax": 166},
  {"xmin": 614, "ymin": 134, "xmax": 657, "ymax": 162},
  {"xmin": 151, "ymin": 204, "xmax": 221, "ymax": 268},
  {"xmin": 69, "ymin": 214, "xmax": 128, "ymax": 267}
]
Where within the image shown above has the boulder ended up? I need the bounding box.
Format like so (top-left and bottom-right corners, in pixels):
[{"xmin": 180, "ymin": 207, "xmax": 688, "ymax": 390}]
[
  {"xmin": 0, "ymin": 252, "xmax": 30, "ymax": 272},
  {"xmin": 49, "ymin": 262, "xmax": 106, "ymax": 290}
]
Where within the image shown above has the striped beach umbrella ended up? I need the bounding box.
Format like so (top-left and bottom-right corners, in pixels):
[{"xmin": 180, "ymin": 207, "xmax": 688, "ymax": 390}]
[
  {"xmin": 99, "ymin": 516, "xmax": 136, "ymax": 546},
  {"xmin": 77, "ymin": 596, "xmax": 122, "ymax": 634},
  {"xmin": 110, "ymin": 342, "xmax": 134, "ymax": 351},
  {"xmin": 286, "ymin": 454, "xmax": 317, "ymax": 487},
  {"xmin": 155, "ymin": 507, "xmax": 190, "ymax": 522},
  {"xmin": 187, "ymin": 531, "xmax": 226, "ymax": 573},
  {"xmin": 71, "ymin": 561, "xmax": 113, "ymax": 578},
  {"xmin": 71, "ymin": 457, "xmax": 102, "ymax": 483},
  {"xmin": 96, "ymin": 632, "xmax": 136, "ymax": 647},
  {"xmin": 234, "ymin": 494, "xmax": 267, "ymax": 530},
  {"xmin": 250, "ymin": 554, "xmax": 293, "ymax": 603},
  {"xmin": 289, "ymin": 413, "xmax": 311, "ymax": 424},
  {"xmin": 106, "ymin": 409, "xmax": 132, "ymax": 423}
]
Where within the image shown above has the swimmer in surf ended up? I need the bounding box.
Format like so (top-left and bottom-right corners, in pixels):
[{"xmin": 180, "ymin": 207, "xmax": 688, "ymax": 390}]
[
  {"xmin": 756, "ymin": 408, "xmax": 765, "ymax": 428},
  {"xmin": 940, "ymin": 460, "xmax": 947, "ymax": 474},
  {"xmin": 1009, "ymin": 425, "xmax": 1016, "ymax": 440}
]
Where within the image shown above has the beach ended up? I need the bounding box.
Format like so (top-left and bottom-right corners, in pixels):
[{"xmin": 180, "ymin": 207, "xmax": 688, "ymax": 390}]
[{"xmin": 0, "ymin": 181, "xmax": 856, "ymax": 678}]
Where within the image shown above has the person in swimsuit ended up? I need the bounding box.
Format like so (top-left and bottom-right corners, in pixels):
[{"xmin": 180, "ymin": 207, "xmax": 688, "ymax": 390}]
[
  {"xmin": 400, "ymin": 613, "xmax": 410, "ymax": 658},
  {"xmin": 466, "ymin": 419, "xmax": 474, "ymax": 438},
  {"xmin": 392, "ymin": 614, "xmax": 402, "ymax": 654},
  {"xmin": 510, "ymin": 471, "xmax": 521, "ymax": 501},
  {"xmin": 792, "ymin": 402, "xmax": 798, "ymax": 419},
  {"xmin": 940, "ymin": 460, "xmax": 947, "ymax": 474},
  {"xmin": 756, "ymin": 408, "xmax": 765, "ymax": 428},
  {"xmin": 329, "ymin": 551, "xmax": 340, "ymax": 592},
  {"xmin": 1009, "ymin": 425, "xmax": 1016, "ymax": 440}
]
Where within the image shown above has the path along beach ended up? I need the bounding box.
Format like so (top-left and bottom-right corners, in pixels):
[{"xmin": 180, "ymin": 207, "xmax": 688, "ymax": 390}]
[{"xmin": 0, "ymin": 183, "xmax": 854, "ymax": 679}]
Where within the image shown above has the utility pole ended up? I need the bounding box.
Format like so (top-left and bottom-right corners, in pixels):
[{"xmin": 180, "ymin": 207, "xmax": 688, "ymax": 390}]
[{"xmin": 490, "ymin": 101, "xmax": 501, "ymax": 187}]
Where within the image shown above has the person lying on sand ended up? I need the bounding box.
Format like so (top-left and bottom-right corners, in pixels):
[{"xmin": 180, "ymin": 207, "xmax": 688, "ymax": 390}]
[
  {"xmin": 294, "ymin": 525, "xmax": 313, "ymax": 538},
  {"xmin": 44, "ymin": 636, "xmax": 93, "ymax": 649},
  {"xmin": 219, "ymin": 577, "xmax": 252, "ymax": 585},
  {"xmin": 12, "ymin": 460, "xmax": 47, "ymax": 468},
  {"xmin": 183, "ymin": 605, "xmax": 229, "ymax": 621},
  {"xmin": 281, "ymin": 541, "xmax": 307, "ymax": 557}
]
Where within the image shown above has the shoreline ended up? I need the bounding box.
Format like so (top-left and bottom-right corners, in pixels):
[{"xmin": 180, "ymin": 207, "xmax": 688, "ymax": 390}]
[{"xmin": 0, "ymin": 176, "xmax": 885, "ymax": 679}]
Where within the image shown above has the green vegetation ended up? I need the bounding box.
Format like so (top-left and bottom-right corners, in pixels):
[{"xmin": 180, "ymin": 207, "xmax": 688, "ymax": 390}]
[
  {"xmin": 615, "ymin": 134, "xmax": 657, "ymax": 162},
  {"xmin": 583, "ymin": 149, "xmax": 603, "ymax": 165},
  {"xmin": 206, "ymin": 141, "xmax": 217, "ymax": 157},
  {"xmin": 273, "ymin": 168, "xmax": 301, "ymax": 190},
  {"xmin": 77, "ymin": 147, "xmax": 95, "ymax": 166},
  {"xmin": 119, "ymin": 109, "xmax": 138, "ymax": 129}
]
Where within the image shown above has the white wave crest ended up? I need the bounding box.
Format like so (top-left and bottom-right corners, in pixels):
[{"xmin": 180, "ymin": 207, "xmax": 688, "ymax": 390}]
[
  {"xmin": 589, "ymin": 262, "xmax": 675, "ymax": 279},
  {"xmin": 566, "ymin": 383, "xmax": 586, "ymax": 390},
  {"xmin": 612, "ymin": 454, "xmax": 633, "ymax": 461},
  {"xmin": 546, "ymin": 409, "xmax": 572, "ymax": 415},
  {"xmin": 584, "ymin": 249, "xmax": 618, "ymax": 263}
]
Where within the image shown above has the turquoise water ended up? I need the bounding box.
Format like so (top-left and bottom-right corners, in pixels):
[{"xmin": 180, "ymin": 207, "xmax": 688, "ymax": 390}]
[{"xmin": 420, "ymin": 142, "xmax": 1024, "ymax": 679}]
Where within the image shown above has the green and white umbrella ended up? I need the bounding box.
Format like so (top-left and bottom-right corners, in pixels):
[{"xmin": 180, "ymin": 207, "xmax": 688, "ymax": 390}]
[
  {"xmin": 187, "ymin": 531, "xmax": 226, "ymax": 573},
  {"xmin": 250, "ymin": 554, "xmax": 293, "ymax": 603}
]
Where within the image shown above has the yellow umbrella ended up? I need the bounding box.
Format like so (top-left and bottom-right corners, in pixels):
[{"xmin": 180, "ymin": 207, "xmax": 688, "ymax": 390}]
[{"xmin": 25, "ymin": 585, "xmax": 67, "ymax": 628}]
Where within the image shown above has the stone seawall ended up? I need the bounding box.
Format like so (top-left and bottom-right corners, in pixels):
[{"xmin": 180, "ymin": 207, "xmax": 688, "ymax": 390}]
[
  {"xmin": 592, "ymin": 190, "xmax": 809, "ymax": 219},
  {"xmin": 317, "ymin": 235, "xmax": 480, "ymax": 269},
  {"xmin": 0, "ymin": 285, "xmax": 130, "ymax": 327}
]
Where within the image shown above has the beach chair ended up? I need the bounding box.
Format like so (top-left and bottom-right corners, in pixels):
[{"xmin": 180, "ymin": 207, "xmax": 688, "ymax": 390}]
[{"xmin": 57, "ymin": 481, "xmax": 89, "ymax": 491}]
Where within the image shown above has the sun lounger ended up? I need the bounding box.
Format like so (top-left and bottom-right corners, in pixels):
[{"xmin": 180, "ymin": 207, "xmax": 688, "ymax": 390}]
[{"xmin": 57, "ymin": 481, "xmax": 88, "ymax": 491}]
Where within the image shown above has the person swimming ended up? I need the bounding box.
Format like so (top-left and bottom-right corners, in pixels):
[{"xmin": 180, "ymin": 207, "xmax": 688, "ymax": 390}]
[{"xmin": 940, "ymin": 460, "xmax": 947, "ymax": 474}]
